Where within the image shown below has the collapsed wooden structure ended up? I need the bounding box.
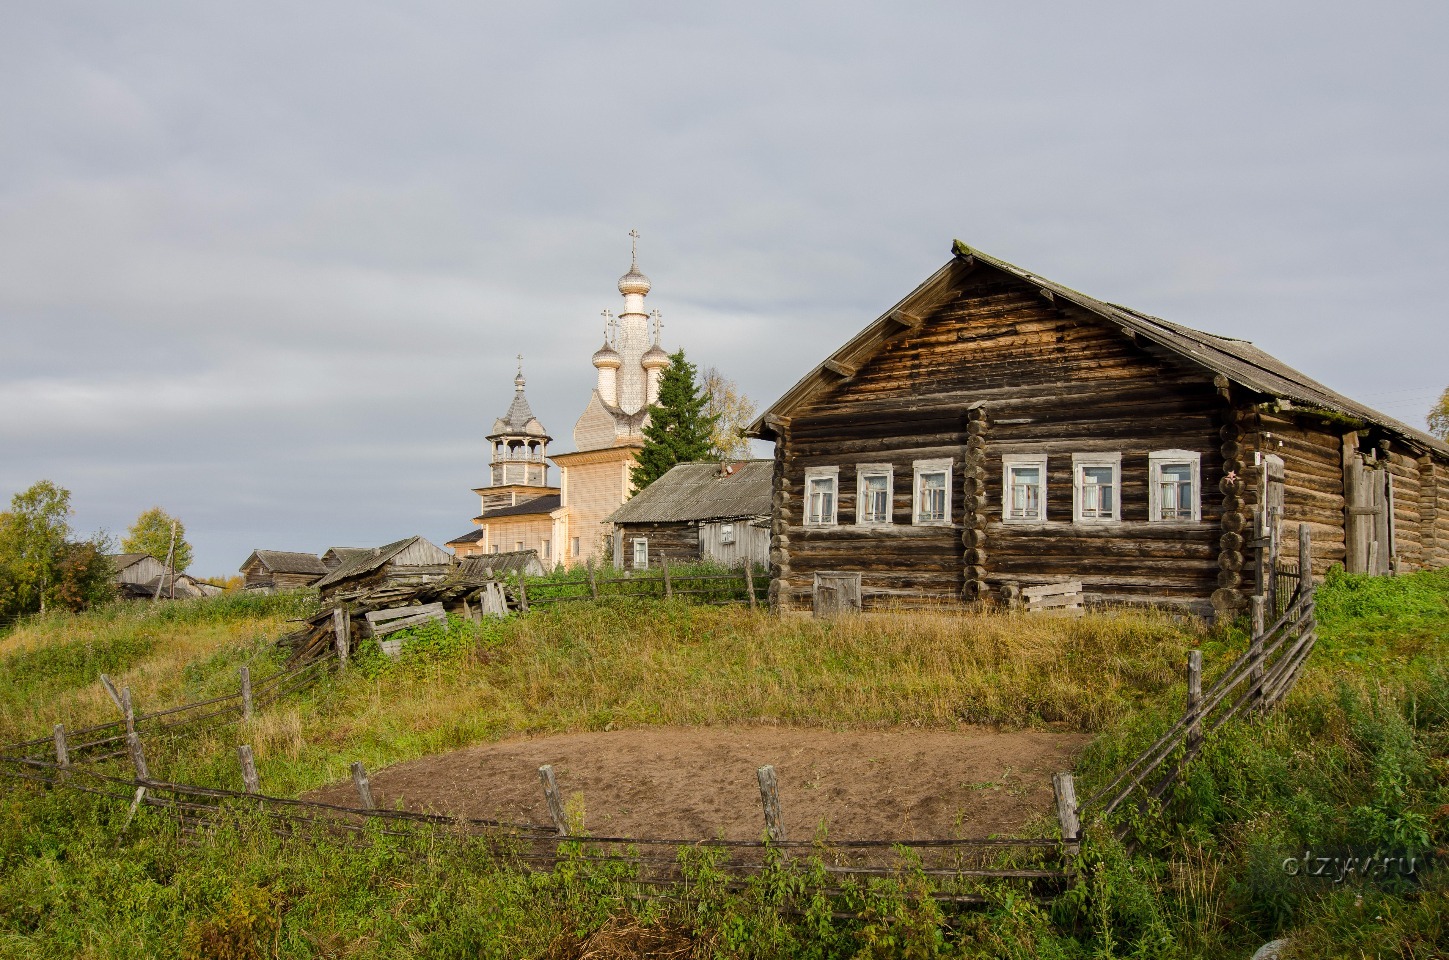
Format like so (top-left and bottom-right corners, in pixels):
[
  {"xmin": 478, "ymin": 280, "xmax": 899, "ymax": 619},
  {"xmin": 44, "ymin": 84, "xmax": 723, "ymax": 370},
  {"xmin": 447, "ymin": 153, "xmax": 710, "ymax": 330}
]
[{"xmin": 750, "ymin": 240, "xmax": 1449, "ymax": 618}]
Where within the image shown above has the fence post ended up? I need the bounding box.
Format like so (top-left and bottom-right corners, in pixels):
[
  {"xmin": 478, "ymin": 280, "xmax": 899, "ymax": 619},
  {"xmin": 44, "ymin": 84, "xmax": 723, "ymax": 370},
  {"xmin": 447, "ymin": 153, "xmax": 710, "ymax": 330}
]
[
  {"xmin": 587, "ymin": 560, "xmax": 599, "ymax": 601},
  {"xmin": 1186, "ymin": 650, "xmax": 1203, "ymax": 753},
  {"xmin": 99, "ymin": 673, "xmax": 124, "ymax": 711},
  {"xmin": 744, "ymin": 563, "xmax": 758, "ymax": 611},
  {"xmin": 53, "ymin": 723, "xmax": 69, "ymax": 778},
  {"xmin": 351, "ymin": 761, "xmax": 375, "ymax": 809},
  {"xmin": 1298, "ymin": 523, "xmax": 1312, "ymax": 596},
  {"xmin": 121, "ymin": 687, "xmax": 137, "ymax": 738},
  {"xmin": 756, "ymin": 765, "xmax": 787, "ymax": 843},
  {"xmin": 333, "ymin": 607, "xmax": 350, "ymax": 668},
  {"xmin": 240, "ymin": 666, "xmax": 253, "ymax": 721},
  {"xmin": 1249, "ymin": 596, "xmax": 1266, "ymax": 713},
  {"xmin": 516, "ymin": 573, "xmax": 530, "ymax": 614},
  {"xmin": 660, "ymin": 554, "xmax": 672, "ymax": 599},
  {"xmin": 538, "ymin": 764, "xmax": 568, "ymax": 836},
  {"xmin": 237, "ymin": 745, "xmax": 260, "ymax": 795},
  {"xmin": 1052, "ymin": 772, "xmax": 1081, "ymax": 857},
  {"xmin": 127, "ymin": 730, "xmax": 150, "ymax": 782}
]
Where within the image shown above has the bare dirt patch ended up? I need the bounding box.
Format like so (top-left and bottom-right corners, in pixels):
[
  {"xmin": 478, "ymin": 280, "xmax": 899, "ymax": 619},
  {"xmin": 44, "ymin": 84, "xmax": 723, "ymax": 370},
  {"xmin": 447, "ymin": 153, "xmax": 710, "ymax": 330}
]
[{"xmin": 306, "ymin": 725, "xmax": 1089, "ymax": 841}]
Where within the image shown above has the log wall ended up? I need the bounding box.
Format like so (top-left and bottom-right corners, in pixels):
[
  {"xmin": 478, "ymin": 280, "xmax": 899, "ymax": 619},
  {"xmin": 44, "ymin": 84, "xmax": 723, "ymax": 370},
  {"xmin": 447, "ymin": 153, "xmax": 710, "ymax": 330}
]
[{"xmin": 617, "ymin": 522, "xmax": 700, "ymax": 572}]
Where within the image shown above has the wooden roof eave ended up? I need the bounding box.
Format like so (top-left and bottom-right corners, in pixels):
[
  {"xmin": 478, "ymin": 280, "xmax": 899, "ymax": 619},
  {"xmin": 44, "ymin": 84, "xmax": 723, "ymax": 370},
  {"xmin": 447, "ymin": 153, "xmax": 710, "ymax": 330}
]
[{"xmin": 746, "ymin": 257, "xmax": 966, "ymax": 440}]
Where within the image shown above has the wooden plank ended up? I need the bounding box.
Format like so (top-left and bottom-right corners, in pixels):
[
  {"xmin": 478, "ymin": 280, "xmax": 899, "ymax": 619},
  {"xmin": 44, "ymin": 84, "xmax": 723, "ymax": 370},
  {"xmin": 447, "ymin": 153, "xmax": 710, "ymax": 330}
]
[
  {"xmin": 99, "ymin": 673, "xmax": 124, "ymax": 712},
  {"xmin": 370, "ymin": 609, "xmax": 446, "ymax": 638},
  {"xmin": 1052, "ymin": 772, "xmax": 1080, "ymax": 856},
  {"xmin": 240, "ymin": 666, "xmax": 253, "ymax": 722},
  {"xmin": 365, "ymin": 603, "xmax": 445, "ymax": 625},
  {"xmin": 127, "ymin": 731, "xmax": 150, "ymax": 782},
  {"xmin": 53, "ymin": 723, "xmax": 68, "ymax": 773},
  {"xmin": 351, "ymin": 761, "xmax": 375, "ymax": 809},
  {"xmin": 333, "ymin": 607, "xmax": 351, "ymax": 668},
  {"xmin": 1186, "ymin": 650, "xmax": 1203, "ymax": 753},
  {"xmin": 121, "ymin": 687, "xmax": 137, "ymax": 738},
  {"xmin": 1025, "ymin": 593, "xmax": 1083, "ymax": 610},
  {"xmin": 756, "ymin": 765, "xmax": 787, "ymax": 843},
  {"xmin": 538, "ymin": 764, "xmax": 568, "ymax": 836},
  {"xmin": 238, "ymin": 745, "xmax": 260, "ymax": 795},
  {"xmin": 1019, "ymin": 580, "xmax": 1083, "ymax": 599}
]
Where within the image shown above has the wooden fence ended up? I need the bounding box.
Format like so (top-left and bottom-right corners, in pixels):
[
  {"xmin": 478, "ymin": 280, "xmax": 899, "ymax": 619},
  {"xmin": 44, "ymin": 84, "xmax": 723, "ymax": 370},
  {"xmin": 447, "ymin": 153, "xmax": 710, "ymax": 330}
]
[{"xmin": 515, "ymin": 558, "xmax": 766, "ymax": 612}]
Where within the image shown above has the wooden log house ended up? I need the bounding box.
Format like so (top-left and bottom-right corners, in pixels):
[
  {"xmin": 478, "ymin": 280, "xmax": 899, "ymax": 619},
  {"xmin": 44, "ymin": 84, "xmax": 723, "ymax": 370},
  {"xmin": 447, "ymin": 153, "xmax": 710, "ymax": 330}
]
[
  {"xmin": 606, "ymin": 460, "xmax": 773, "ymax": 571},
  {"xmin": 239, "ymin": 550, "xmax": 329, "ymax": 592},
  {"xmin": 312, "ymin": 536, "xmax": 455, "ymax": 606},
  {"xmin": 749, "ymin": 241, "xmax": 1449, "ymax": 618}
]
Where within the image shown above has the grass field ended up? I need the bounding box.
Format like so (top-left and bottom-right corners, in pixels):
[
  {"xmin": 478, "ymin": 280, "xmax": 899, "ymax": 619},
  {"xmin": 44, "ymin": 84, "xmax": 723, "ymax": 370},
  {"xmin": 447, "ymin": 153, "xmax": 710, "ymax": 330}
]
[{"xmin": 0, "ymin": 570, "xmax": 1444, "ymax": 958}]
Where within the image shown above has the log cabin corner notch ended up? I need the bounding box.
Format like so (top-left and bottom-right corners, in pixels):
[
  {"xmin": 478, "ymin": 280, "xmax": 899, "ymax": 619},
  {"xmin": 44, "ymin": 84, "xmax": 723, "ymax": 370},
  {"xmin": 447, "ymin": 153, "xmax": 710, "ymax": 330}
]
[{"xmin": 748, "ymin": 240, "xmax": 1449, "ymax": 619}]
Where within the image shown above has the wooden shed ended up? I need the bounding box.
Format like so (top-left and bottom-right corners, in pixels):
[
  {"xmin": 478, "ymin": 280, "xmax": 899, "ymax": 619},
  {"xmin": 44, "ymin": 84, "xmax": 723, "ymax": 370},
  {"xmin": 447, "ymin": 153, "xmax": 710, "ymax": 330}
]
[
  {"xmin": 750, "ymin": 241, "xmax": 1449, "ymax": 618},
  {"xmin": 313, "ymin": 536, "xmax": 454, "ymax": 606},
  {"xmin": 109, "ymin": 553, "xmax": 167, "ymax": 589},
  {"xmin": 606, "ymin": 460, "xmax": 773, "ymax": 572},
  {"xmin": 240, "ymin": 551, "xmax": 329, "ymax": 592}
]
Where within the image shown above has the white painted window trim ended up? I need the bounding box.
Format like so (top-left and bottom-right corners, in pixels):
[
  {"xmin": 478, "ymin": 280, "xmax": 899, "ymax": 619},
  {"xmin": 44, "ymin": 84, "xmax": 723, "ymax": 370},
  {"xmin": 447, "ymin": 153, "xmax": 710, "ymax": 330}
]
[
  {"xmin": 804, "ymin": 466, "xmax": 840, "ymax": 527},
  {"xmin": 1072, "ymin": 452, "xmax": 1122, "ymax": 524},
  {"xmin": 1148, "ymin": 449, "xmax": 1202, "ymax": 522},
  {"xmin": 632, "ymin": 537, "xmax": 649, "ymax": 569},
  {"xmin": 1001, "ymin": 454, "xmax": 1048, "ymax": 523},
  {"xmin": 912, "ymin": 457, "xmax": 954, "ymax": 526},
  {"xmin": 854, "ymin": 463, "xmax": 895, "ymax": 526},
  {"xmin": 720, "ymin": 522, "xmax": 736, "ymax": 544}
]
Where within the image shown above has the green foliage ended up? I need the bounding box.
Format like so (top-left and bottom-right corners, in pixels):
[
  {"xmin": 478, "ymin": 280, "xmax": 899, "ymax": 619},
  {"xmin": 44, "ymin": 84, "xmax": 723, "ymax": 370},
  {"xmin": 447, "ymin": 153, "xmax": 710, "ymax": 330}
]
[
  {"xmin": 122, "ymin": 506, "xmax": 194, "ymax": 574},
  {"xmin": 1428, "ymin": 384, "xmax": 1449, "ymax": 439},
  {"xmin": 630, "ymin": 348, "xmax": 718, "ymax": 490},
  {"xmin": 0, "ymin": 480, "xmax": 114, "ymax": 621}
]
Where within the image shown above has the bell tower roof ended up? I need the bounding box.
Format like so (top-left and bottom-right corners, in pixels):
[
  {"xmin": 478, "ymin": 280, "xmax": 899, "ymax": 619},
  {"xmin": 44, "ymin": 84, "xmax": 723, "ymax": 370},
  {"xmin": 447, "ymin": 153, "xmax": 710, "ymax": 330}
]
[{"xmin": 489, "ymin": 356, "xmax": 550, "ymax": 440}]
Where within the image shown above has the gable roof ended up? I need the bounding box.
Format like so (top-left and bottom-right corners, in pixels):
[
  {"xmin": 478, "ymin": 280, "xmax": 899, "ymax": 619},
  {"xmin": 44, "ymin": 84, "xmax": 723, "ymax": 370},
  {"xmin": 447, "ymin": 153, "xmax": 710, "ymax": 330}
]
[
  {"xmin": 241, "ymin": 550, "xmax": 328, "ymax": 576},
  {"xmin": 313, "ymin": 536, "xmax": 451, "ymax": 589},
  {"xmin": 446, "ymin": 529, "xmax": 484, "ymax": 546},
  {"xmin": 608, "ymin": 460, "xmax": 773, "ymax": 525},
  {"xmin": 108, "ymin": 553, "xmax": 156, "ymax": 572},
  {"xmin": 750, "ymin": 240, "xmax": 1448, "ymax": 459}
]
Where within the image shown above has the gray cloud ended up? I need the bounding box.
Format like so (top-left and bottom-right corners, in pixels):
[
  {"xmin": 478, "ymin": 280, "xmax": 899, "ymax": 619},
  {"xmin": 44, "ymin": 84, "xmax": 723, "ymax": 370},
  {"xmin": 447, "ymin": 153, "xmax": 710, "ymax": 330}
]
[{"xmin": 3, "ymin": 1, "xmax": 1446, "ymax": 573}]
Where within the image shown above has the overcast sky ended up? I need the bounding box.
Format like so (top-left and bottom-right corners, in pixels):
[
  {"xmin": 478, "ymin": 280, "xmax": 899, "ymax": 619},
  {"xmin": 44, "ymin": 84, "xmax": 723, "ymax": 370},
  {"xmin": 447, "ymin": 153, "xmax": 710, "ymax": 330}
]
[{"xmin": 3, "ymin": 2, "xmax": 1446, "ymax": 576}]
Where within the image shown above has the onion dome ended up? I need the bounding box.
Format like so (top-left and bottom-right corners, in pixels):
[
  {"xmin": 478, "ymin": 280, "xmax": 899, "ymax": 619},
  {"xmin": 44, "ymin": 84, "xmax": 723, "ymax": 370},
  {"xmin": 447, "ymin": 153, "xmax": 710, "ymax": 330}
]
[
  {"xmin": 592, "ymin": 340, "xmax": 622, "ymax": 368},
  {"xmin": 618, "ymin": 263, "xmax": 651, "ymax": 296},
  {"xmin": 641, "ymin": 344, "xmax": 670, "ymax": 368}
]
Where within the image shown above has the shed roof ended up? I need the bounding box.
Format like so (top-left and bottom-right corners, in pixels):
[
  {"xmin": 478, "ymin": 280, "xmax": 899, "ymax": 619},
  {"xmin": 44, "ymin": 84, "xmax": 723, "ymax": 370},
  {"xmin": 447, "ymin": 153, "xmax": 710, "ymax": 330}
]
[
  {"xmin": 474, "ymin": 494, "xmax": 563, "ymax": 521},
  {"xmin": 313, "ymin": 536, "xmax": 450, "ymax": 589},
  {"xmin": 751, "ymin": 240, "xmax": 1449, "ymax": 459},
  {"xmin": 458, "ymin": 550, "xmax": 542, "ymax": 578},
  {"xmin": 446, "ymin": 530, "xmax": 484, "ymax": 546},
  {"xmin": 241, "ymin": 550, "xmax": 328, "ymax": 576},
  {"xmin": 108, "ymin": 553, "xmax": 155, "ymax": 572},
  {"xmin": 607, "ymin": 461, "xmax": 773, "ymax": 525}
]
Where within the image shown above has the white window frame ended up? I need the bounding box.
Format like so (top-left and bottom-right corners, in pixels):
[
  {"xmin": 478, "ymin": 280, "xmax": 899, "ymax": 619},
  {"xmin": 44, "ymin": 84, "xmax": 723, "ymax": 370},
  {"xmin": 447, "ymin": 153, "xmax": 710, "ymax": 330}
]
[
  {"xmin": 912, "ymin": 458, "xmax": 953, "ymax": 526},
  {"xmin": 1072, "ymin": 452, "xmax": 1122, "ymax": 524},
  {"xmin": 855, "ymin": 463, "xmax": 895, "ymax": 526},
  {"xmin": 804, "ymin": 466, "xmax": 839, "ymax": 527},
  {"xmin": 1001, "ymin": 454, "xmax": 1048, "ymax": 523},
  {"xmin": 632, "ymin": 538, "xmax": 649, "ymax": 569},
  {"xmin": 571, "ymin": 536, "xmax": 580, "ymax": 557},
  {"xmin": 542, "ymin": 539, "xmax": 551, "ymax": 559},
  {"xmin": 720, "ymin": 522, "xmax": 736, "ymax": 545},
  {"xmin": 1149, "ymin": 450, "xmax": 1202, "ymax": 523}
]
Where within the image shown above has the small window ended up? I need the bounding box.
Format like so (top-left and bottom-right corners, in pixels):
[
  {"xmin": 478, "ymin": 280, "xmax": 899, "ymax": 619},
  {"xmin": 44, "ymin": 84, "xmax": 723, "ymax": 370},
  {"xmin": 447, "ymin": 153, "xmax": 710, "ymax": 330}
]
[
  {"xmin": 571, "ymin": 537, "xmax": 581, "ymax": 557},
  {"xmin": 1149, "ymin": 450, "xmax": 1202, "ymax": 522},
  {"xmin": 516, "ymin": 541, "xmax": 524, "ymax": 551},
  {"xmin": 720, "ymin": 523, "xmax": 736, "ymax": 545},
  {"xmin": 491, "ymin": 544, "xmax": 500, "ymax": 554},
  {"xmin": 632, "ymin": 538, "xmax": 649, "ymax": 569},
  {"xmin": 855, "ymin": 464, "xmax": 894, "ymax": 526},
  {"xmin": 1002, "ymin": 454, "xmax": 1047, "ymax": 522},
  {"xmin": 1072, "ymin": 453, "xmax": 1121, "ymax": 523},
  {"xmin": 542, "ymin": 539, "xmax": 551, "ymax": 559},
  {"xmin": 804, "ymin": 466, "xmax": 839, "ymax": 526},
  {"xmin": 913, "ymin": 458, "xmax": 952, "ymax": 525}
]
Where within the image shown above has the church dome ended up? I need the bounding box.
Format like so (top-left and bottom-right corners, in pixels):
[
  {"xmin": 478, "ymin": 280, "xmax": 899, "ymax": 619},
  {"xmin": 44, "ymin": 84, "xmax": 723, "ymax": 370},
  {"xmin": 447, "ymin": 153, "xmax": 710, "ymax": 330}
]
[
  {"xmin": 618, "ymin": 264, "xmax": 651, "ymax": 296},
  {"xmin": 592, "ymin": 341, "xmax": 622, "ymax": 368},
  {"xmin": 641, "ymin": 344, "xmax": 670, "ymax": 368}
]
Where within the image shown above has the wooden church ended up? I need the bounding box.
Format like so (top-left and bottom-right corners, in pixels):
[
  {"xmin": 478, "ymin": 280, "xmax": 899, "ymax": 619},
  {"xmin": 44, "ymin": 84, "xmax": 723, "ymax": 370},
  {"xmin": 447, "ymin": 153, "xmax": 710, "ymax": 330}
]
[{"xmin": 750, "ymin": 241, "xmax": 1449, "ymax": 618}]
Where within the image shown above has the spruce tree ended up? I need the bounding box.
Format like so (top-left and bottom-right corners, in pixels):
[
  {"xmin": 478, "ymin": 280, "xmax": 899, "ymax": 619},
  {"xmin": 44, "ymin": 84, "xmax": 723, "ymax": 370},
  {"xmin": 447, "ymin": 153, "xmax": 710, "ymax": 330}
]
[{"xmin": 630, "ymin": 349, "xmax": 718, "ymax": 490}]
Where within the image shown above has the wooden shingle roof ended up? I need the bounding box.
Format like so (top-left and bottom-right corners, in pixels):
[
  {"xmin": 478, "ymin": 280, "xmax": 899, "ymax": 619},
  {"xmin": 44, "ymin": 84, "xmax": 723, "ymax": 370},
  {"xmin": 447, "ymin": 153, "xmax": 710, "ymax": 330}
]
[
  {"xmin": 242, "ymin": 550, "xmax": 328, "ymax": 576},
  {"xmin": 313, "ymin": 536, "xmax": 451, "ymax": 589},
  {"xmin": 751, "ymin": 240, "xmax": 1449, "ymax": 459},
  {"xmin": 608, "ymin": 461, "xmax": 773, "ymax": 525}
]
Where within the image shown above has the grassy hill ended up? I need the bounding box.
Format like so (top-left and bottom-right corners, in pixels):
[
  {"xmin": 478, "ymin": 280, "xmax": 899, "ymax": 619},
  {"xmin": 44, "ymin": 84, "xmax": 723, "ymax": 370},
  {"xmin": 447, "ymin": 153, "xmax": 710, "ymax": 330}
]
[{"xmin": 0, "ymin": 572, "xmax": 1443, "ymax": 958}]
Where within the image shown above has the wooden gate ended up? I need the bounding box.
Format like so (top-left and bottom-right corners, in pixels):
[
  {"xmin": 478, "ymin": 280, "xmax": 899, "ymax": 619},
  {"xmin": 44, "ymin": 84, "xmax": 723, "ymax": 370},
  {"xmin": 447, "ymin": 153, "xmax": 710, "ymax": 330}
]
[
  {"xmin": 813, "ymin": 572, "xmax": 862, "ymax": 618},
  {"xmin": 1343, "ymin": 437, "xmax": 1393, "ymax": 574}
]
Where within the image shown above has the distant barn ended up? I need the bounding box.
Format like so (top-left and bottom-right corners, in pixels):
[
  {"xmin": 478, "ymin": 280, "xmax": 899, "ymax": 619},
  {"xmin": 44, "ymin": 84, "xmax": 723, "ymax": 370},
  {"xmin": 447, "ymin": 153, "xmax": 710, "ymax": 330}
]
[
  {"xmin": 109, "ymin": 554, "xmax": 222, "ymax": 600},
  {"xmin": 240, "ymin": 551, "xmax": 329, "ymax": 592},
  {"xmin": 606, "ymin": 460, "xmax": 772, "ymax": 571},
  {"xmin": 750, "ymin": 241, "xmax": 1449, "ymax": 618}
]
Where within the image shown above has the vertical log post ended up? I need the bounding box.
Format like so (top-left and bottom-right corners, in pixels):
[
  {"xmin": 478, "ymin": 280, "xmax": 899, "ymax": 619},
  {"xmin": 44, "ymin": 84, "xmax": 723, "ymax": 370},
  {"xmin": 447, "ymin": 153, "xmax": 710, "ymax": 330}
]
[
  {"xmin": 237, "ymin": 745, "xmax": 260, "ymax": 795},
  {"xmin": 587, "ymin": 560, "xmax": 599, "ymax": 600},
  {"xmin": 1186, "ymin": 650, "xmax": 1203, "ymax": 753},
  {"xmin": 240, "ymin": 665, "xmax": 253, "ymax": 722},
  {"xmin": 756, "ymin": 764, "xmax": 786, "ymax": 843},
  {"xmin": 127, "ymin": 730, "xmax": 150, "ymax": 782},
  {"xmin": 332, "ymin": 607, "xmax": 350, "ymax": 668},
  {"xmin": 351, "ymin": 761, "xmax": 375, "ymax": 810},
  {"xmin": 744, "ymin": 562, "xmax": 757, "ymax": 611},
  {"xmin": 516, "ymin": 573, "xmax": 530, "ymax": 614},
  {"xmin": 1249, "ymin": 596, "xmax": 1266, "ymax": 712},
  {"xmin": 99, "ymin": 673, "xmax": 124, "ymax": 711},
  {"xmin": 1298, "ymin": 523, "xmax": 1312, "ymax": 597},
  {"xmin": 538, "ymin": 764, "xmax": 568, "ymax": 836},
  {"xmin": 121, "ymin": 687, "xmax": 137, "ymax": 738},
  {"xmin": 660, "ymin": 554, "xmax": 672, "ymax": 599},
  {"xmin": 1052, "ymin": 772, "xmax": 1081, "ymax": 856},
  {"xmin": 53, "ymin": 723, "xmax": 69, "ymax": 778}
]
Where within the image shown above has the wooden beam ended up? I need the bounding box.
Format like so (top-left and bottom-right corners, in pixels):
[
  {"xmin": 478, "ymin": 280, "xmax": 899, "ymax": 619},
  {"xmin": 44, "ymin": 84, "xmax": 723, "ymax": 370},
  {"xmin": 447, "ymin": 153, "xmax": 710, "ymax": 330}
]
[
  {"xmin": 822, "ymin": 359, "xmax": 857, "ymax": 379},
  {"xmin": 351, "ymin": 761, "xmax": 375, "ymax": 810},
  {"xmin": 238, "ymin": 745, "xmax": 260, "ymax": 795},
  {"xmin": 1052, "ymin": 772, "xmax": 1081, "ymax": 856},
  {"xmin": 538, "ymin": 765, "xmax": 568, "ymax": 836},
  {"xmin": 887, "ymin": 309, "xmax": 923, "ymax": 331},
  {"xmin": 756, "ymin": 765, "xmax": 787, "ymax": 843}
]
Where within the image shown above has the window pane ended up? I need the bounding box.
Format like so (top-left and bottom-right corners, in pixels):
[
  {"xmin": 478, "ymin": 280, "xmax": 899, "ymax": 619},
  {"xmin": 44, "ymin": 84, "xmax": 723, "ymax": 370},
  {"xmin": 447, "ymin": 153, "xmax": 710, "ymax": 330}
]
[
  {"xmin": 1158, "ymin": 463, "xmax": 1193, "ymax": 519},
  {"xmin": 1080, "ymin": 465, "xmax": 1115, "ymax": 519},
  {"xmin": 808, "ymin": 477, "xmax": 835, "ymax": 524},
  {"xmin": 862, "ymin": 474, "xmax": 889, "ymax": 522},
  {"xmin": 918, "ymin": 471, "xmax": 947, "ymax": 521},
  {"xmin": 1008, "ymin": 466, "xmax": 1041, "ymax": 520}
]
